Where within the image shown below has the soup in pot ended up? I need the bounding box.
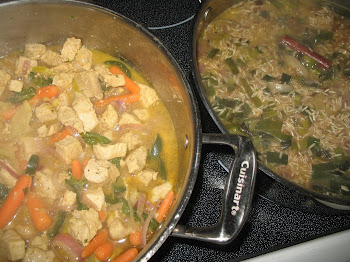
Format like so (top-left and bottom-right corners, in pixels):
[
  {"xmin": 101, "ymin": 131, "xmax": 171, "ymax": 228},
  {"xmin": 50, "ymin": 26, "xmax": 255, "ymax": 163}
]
[
  {"xmin": 197, "ymin": 0, "xmax": 350, "ymax": 199},
  {"xmin": 0, "ymin": 37, "xmax": 178, "ymax": 261}
]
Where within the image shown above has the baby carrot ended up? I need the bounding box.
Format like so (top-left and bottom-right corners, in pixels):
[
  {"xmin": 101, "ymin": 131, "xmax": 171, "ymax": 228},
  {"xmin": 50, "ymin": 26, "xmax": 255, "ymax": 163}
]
[
  {"xmin": 98, "ymin": 210, "xmax": 107, "ymax": 222},
  {"xmin": 94, "ymin": 93, "xmax": 140, "ymax": 107},
  {"xmin": 1, "ymin": 105, "xmax": 17, "ymax": 120},
  {"xmin": 27, "ymin": 193, "xmax": 53, "ymax": 232},
  {"xmin": 109, "ymin": 66, "xmax": 140, "ymax": 94},
  {"xmin": 49, "ymin": 129, "xmax": 71, "ymax": 144},
  {"xmin": 129, "ymin": 231, "xmax": 141, "ymax": 246},
  {"xmin": 155, "ymin": 190, "xmax": 175, "ymax": 223},
  {"xmin": 113, "ymin": 247, "xmax": 139, "ymax": 262},
  {"xmin": 71, "ymin": 159, "xmax": 83, "ymax": 180},
  {"xmin": 95, "ymin": 241, "xmax": 114, "ymax": 261},
  {"xmin": 81, "ymin": 230, "xmax": 108, "ymax": 258},
  {"xmin": 36, "ymin": 85, "xmax": 60, "ymax": 99},
  {"xmin": 0, "ymin": 175, "xmax": 32, "ymax": 228}
]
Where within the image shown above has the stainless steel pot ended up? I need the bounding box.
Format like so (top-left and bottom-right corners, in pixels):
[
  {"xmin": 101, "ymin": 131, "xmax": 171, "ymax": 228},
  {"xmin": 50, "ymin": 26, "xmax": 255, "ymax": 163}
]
[
  {"xmin": 191, "ymin": 0, "xmax": 350, "ymax": 209},
  {"xmin": 0, "ymin": 0, "xmax": 257, "ymax": 260}
]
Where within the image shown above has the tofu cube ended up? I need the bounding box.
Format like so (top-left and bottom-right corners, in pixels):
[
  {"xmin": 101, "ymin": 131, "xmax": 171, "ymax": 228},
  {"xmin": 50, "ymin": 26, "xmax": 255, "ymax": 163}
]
[
  {"xmin": 34, "ymin": 169, "xmax": 59, "ymax": 200},
  {"xmin": 24, "ymin": 43, "xmax": 46, "ymax": 60},
  {"xmin": 99, "ymin": 104, "xmax": 118, "ymax": 130},
  {"xmin": 120, "ymin": 132, "xmax": 141, "ymax": 150},
  {"xmin": 82, "ymin": 187, "xmax": 105, "ymax": 211},
  {"xmin": 94, "ymin": 64, "xmax": 125, "ymax": 88},
  {"xmin": 58, "ymin": 190, "xmax": 76, "ymax": 208},
  {"xmin": 119, "ymin": 112, "xmax": 141, "ymax": 126},
  {"xmin": 40, "ymin": 50, "xmax": 64, "ymax": 66},
  {"xmin": 72, "ymin": 93, "xmax": 99, "ymax": 132},
  {"xmin": 8, "ymin": 80, "xmax": 23, "ymax": 92},
  {"xmin": 84, "ymin": 159, "xmax": 120, "ymax": 186},
  {"xmin": 52, "ymin": 72, "xmax": 74, "ymax": 90},
  {"xmin": 55, "ymin": 135, "xmax": 83, "ymax": 165},
  {"xmin": 137, "ymin": 169, "xmax": 158, "ymax": 185},
  {"xmin": 15, "ymin": 56, "xmax": 38, "ymax": 76},
  {"xmin": 74, "ymin": 71, "xmax": 103, "ymax": 100},
  {"xmin": 0, "ymin": 230, "xmax": 25, "ymax": 261},
  {"xmin": 61, "ymin": 37, "xmax": 82, "ymax": 62},
  {"xmin": 57, "ymin": 105, "xmax": 84, "ymax": 133},
  {"xmin": 150, "ymin": 181, "xmax": 173, "ymax": 203},
  {"xmin": 139, "ymin": 83, "xmax": 159, "ymax": 108},
  {"xmin": 125, "ymin": 146, "xmax": 147, "ymax": 174},
  {"xmin": 0, "ymin": 70, "xmax": 11, "ymax": 96},
  {"xmin": 93, "ymin": 143, "xmax": 127, "ymax": 160},
  {"xmin": 72, "ymin": 46, "xmax": 92, "ymax": 71},
  {"xmin": 35, "ymin": 102, "xmax": 57, "ymax": 123}
]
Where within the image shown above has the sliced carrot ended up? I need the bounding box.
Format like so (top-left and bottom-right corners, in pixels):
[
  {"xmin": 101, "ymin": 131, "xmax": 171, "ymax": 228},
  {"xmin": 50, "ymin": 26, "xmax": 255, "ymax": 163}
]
[
  {"xmin": 95, "ymin": 241, "xmax": 114, "ymax": 261},
  {"xmin": 113, "ymin": 247, "xmax": 139, "ymax": 262},
  {"xmin": 49, "ymin": 129, "xmax": 71, "ymax": 144},
  {"xmin": 1, "ymin": 105, "xmax": 17, "ymax": 120},
  {"xmin": 108, "ymin": 66, "xmax": 140, "ymax": 94},
  {"xmin": 36, "ymin": 85, "xmax": 60, "ymax": 99},
  {"xmin": 98, "ymin": 210, "xmax": 107, "ymax": 222},
  {"xmin": 129, "ymin": 231, "xmax": 141, "ymax": 246},
  {"xmin": 94, "ymin": 93, "xmax": 140, "ymax": 107},
  {"xmin": 27, "ymin": 193, "xmax": 53, "ymax": 232},
  {"xmin": 155, "ymin": 190, "xmax": 175, "ymax": 223},
  {"xmin": 71, "ymin": 159, "xmax": 83, "ymax": 180},
  {"xmin": 0, "ymin": 175, "xmax": 32, "ymax": 229},
  {"xmin": 81, "ymin": 230, "xmax": 108, "ymax": 258}
]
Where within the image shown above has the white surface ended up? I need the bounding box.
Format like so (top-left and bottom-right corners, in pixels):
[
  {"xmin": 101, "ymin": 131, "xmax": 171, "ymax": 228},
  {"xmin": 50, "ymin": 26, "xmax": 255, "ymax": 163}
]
[{"xmin": 242, "ymin": 229, "xmax": 350, "ymax": 262}]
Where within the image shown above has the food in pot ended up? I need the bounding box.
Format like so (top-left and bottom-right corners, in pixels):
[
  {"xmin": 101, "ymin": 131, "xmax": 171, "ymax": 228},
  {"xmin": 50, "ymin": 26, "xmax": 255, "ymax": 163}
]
[
  {"xmin": 197, "ymin": 0, "xmax": 350, "ymax": 199},
  {"xmin": 0, "ymin": 37, "xmax": 178, "ymax": 261}
]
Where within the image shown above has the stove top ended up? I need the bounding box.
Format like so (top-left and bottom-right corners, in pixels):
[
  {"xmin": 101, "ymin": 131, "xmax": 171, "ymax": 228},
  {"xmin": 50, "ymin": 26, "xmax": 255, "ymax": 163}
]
[{"xmin": 93, "ymin": 0, "xmax": 350, "ymax": 261}]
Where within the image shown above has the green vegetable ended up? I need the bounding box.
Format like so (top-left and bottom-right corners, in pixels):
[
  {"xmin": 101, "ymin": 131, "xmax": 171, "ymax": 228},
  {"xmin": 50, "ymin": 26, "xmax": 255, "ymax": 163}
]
[
  {"xmin": 112, "ymin": 177, "xmax": 126, "ymax": 195},
  {"xmin": 105, "ymin": 194, "xmax": 119, "ymax": 204},
  {"xmin": 281, "ymin": 73, "xmax": 292, "ymax": 84},
  {"xmin": 158, "ymin": 158, "xmax": 166, "ymax": 180},
  {"xmin": 25, "ymin": 154, "xmax": 39, "ymax": 175},
  {"xmin": 0, "ymin": 183, "xmax": 9, "ymax": 200},
  {"xmin": 7, "ymin": 87, "xmax": 36, "ymax": 103},
  {"xmin": 266, "ymin": 152, "xmax": 288, "ymax": 165},
  {"xmin": 65, "ymin": 175, "xmax": 88, "ymax": 210},
  {"xmin": 307, "ymin": 136, "xmax": 321, "ymax": 156},
  {"xmin": 262, "ymin": 74, "xmax": 276, "ymax": 82},
  {"xmin": 104, "ymin": 60, "xmax": 131, "ymax": 78},
  {"xmin": 28, "ymin": 72, "xmax": 53, "ymax": 87},
  {"xmin": 150, "ymin": 134, "xmax": 162, "ymax": 158},
  {"xmin": 207, "ymin": 48, "xmax": 220, "ymax": 59},
  {"xmin": 81, "ymin": 132, "xmax": 111, "ymax": 146},
  {"xmin": 47, "ymin": 211, "xmax": 67, "ymax": 238},
  {"xmin": 241, "ymin": 79, "xmax": 263, "ymax": 107},
  {"xmin": 254, "ymin": 119, "xmax": 292, "ymax": 143},
  {"xmin": 225, "ymin": 58, "xmax": 239, "ymax": 75},
  {"xmin": 148, "ymin": 218, "xmax": 160, "ymax": 231},
  {"xmin": 109, "ymin": 157, "xmax": 122, "ymax": 168}
]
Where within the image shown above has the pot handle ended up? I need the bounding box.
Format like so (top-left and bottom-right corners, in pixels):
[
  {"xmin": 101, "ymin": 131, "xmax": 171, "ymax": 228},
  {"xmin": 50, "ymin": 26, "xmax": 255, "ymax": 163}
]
[{"xmin": 172, "ymin": 133, "xmax": 257, "ymax": 244}]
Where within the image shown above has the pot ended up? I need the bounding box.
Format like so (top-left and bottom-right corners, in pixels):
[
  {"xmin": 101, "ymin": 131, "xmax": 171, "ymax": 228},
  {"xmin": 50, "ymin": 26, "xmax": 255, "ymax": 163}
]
[
  {"xmin": 191, "ymin": 0, "xmax": 350, "ymax": 209},
  {"xmin": 0, "ymin": 0, "xmax": 257, "ymax": 260}
]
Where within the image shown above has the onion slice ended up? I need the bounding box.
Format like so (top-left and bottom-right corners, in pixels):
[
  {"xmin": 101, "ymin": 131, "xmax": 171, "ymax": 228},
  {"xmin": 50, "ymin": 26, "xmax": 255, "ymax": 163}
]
[
  {"xmin": 51, "ymin": 233, "xmax": 84, "ymax": 262},
  {"xmin": 66, "ymin": 126, "xmax": 86, "ymax": 148},
  {"xmin": 0, "ymin": 160, "xmax": 21, "ymax": 179}
]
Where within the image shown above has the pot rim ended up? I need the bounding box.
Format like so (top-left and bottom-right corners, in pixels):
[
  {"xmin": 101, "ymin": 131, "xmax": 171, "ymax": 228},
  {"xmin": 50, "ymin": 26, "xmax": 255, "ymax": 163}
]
[
  {"xmin": 0, "ymin": 0, "xmax": 203, "ymax": 260},
  {"xmin": 190, "ymin": 0, "xmax": 350, "ymax": 208}
]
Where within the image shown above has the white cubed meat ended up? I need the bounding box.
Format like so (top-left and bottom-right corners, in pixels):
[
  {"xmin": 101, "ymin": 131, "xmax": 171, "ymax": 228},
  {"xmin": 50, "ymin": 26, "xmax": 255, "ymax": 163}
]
[
  {"xmin": 72, "ymin": 93, "xmax": 99, "ymax": 132},
  {"xmin": 58, "ymin": 190, "xmax": 76, "ymax": 209},
  {"xmin": 125, "ymin": 146, "xmax": 148, "ymax": 174},
  {"xmin": 107, "ymin": 211, "xmax": 133, "ymax": 241},
  {"xmin": 68, "ymin": 209, "xmax": 102, "ymax": 246},
  {"xmin": 52, "ymin": 72, "xmax": 74, "ymax": 90},
  {"xmin": 133, "ymin": 108, "xmax": 150, "ymax": 122},
  {"xmin": 139, "ymin": 83, "xmax": 159, "ymax": 108},
  {"xmin": 37, "ymin": 124, "xmax": 60, "ymax": 138},
  {"xmin": 94, "ymin": 64, "xmax": 125, "ymax": 88},
  {"xmin": 24, "ymin": 43, "xmax": 46, "ymax": 60},
  {"xmin": 52, "ymin": 62, "xmax": 73, "ymax": 73},
  {"xmin": 55, "ymin": 135, "xmax": 83, "ymax": 165},
  {"xmin": 35, "ymin": 102, "xmax": 57, "ymax": 123},
  {"xmin": 99, "ymin": 104, "xmax": 118, "ymax": 130},
  {"xmin": 0, "ymin": 70, "xmax": 11, "ymax": 96},
  {"xmin": 120, "ymin": 132, "xmax": 141, "ymax": 150},
  {"xmin": 20, "ymin": 137, "xmax": 40, "ymax": 161},
  {"xmin": 15, "ymin": 56, "xmax": 38, "ymax": 76},
  {"xmin": 29, "ymin": 234, "xmax": 49, "ymax": 250},
  {"xmin": 57, "ymin": 105, "xmax": 84, "ymax": 133},
  {"xmin": 101, "ymin": 130, "xmax": 114, "ymax": 141},
  {"xmin": 82, "ymin": 187, "xmax": 105, "ymax": 211},
  {"xmin": 0, "ymin": 166, "xmax": 17, "ymax": 189},
  {"xmin": 57, "ymin": 171, "xmax": 70, "ymax": 185},
  {"xmin": 40, "ymin": 50, "xmax": 64, "ymax": 66},
  {"xmin": 72, "ymin": 46, "xmax": 92, "ymax": 71},
  {"xmin": 119, "ymin": 112, "xmax": 141, "ymax": 126},
  {"xmin": 61, "ymin": 37, "xmax": 82, "ymax": 62},
  {"xmin": 0, "ymin": 230, "xmax": 25, "ymax": 261},
  {"xmin": 93, "ymin": 142, "xmax": 127, "ymax": 160},
  {"xmin": 8, "ymin": 80, "xmax": 23, "ymax": 92},
  {"xmin": 137, "ymin": 169, "xmax": 158, "ymax": 185},
  {"xmin": 34, "ymin": 169, "xmax": 59, "ymax": 200},
  {"xmin": 23, "ymin": 248, "xmax": 55, "ymax": 262},
  {"xmin": 84, "ymin": 159, "xmax": 120, "ymax": 186},
  {"xmin": 74, "ymin": 71, "xmax": 103, "ymax": 100},
  {"xmin": 56, "ymin": 92, "xmax": 71, "ymax": 107},
  {"xmin": 150, "ymin": 182, "xmax": 172, "ymax": 203}
]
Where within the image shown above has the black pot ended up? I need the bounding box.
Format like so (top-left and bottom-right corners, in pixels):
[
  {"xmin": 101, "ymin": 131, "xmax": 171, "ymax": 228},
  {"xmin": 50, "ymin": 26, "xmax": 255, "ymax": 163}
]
[{"xmin": 190, "ymin": 0, "xmax": 350, "ymax": 209}]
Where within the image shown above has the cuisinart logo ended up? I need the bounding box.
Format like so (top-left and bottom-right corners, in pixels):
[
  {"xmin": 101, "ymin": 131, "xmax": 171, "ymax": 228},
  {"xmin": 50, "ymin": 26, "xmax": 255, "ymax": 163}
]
[{"xmin": 231, "ymin": 160, "xmax": 249, "ymax": 216}]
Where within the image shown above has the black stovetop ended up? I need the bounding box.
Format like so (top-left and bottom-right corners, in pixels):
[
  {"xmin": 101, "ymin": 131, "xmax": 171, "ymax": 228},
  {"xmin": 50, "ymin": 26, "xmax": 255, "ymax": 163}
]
[{"xmin": 93, "ymin": 1, "xmax": 350, "ymax": 261}]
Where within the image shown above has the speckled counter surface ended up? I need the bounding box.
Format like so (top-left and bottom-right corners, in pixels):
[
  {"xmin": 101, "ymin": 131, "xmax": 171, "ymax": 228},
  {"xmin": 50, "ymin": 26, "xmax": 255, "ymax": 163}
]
[{"xmin": 92, "ymin": 1, "xmax": 350, "ymax": 261}]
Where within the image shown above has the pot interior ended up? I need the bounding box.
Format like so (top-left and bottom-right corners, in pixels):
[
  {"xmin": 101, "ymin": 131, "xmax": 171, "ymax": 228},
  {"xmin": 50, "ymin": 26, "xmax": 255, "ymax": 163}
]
[{"xmin": 0, "ymin": 0, "xmax": 200, "ymax": 260}]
